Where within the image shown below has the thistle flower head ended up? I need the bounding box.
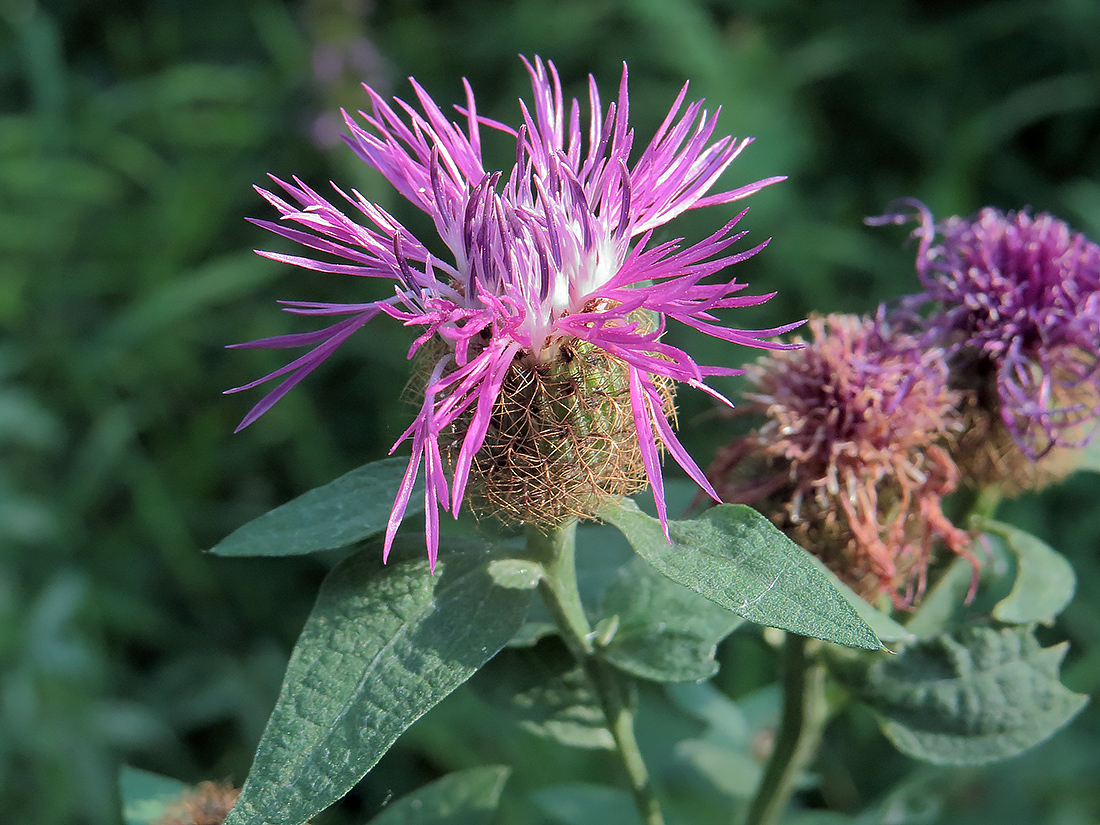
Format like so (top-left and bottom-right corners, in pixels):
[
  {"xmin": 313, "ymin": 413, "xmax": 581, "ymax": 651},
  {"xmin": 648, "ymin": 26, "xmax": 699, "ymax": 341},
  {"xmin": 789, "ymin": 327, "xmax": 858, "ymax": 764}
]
[
  {"xmin": 709, "ymin": 314, "xmax": 975, "ymax": 606},
  {"xmin": 229, "ymin": 57, "xmax": 797, "ymax": 565},
  {"xmin": 870, "ymin": 200, "xmax": 1100, "ymax": 459}
]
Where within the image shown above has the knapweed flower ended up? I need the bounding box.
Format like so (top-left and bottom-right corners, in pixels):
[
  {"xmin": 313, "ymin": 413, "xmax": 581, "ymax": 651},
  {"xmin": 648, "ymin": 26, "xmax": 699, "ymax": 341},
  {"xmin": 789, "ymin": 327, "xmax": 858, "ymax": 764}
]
[
  {"xmin": 229, "ymin": 57, "xmax": 797, "ymax": 565},
  {"xmin": 869, "ymin": 201, "xmax": 1100, "ymax": 461},
  {"xmin": 708, "ymin": 314, "xmax": 975, "ymax": 606}
]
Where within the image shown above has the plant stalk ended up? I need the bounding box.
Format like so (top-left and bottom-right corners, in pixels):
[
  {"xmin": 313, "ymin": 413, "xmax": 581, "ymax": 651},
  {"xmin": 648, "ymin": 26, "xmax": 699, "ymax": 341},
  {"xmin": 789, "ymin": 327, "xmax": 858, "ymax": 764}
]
[
  {"xmin": 527, "ymin": 522, "xmax": 665, "ymax": 825},
  {"xmin": 744, "ymin": 633, "xmax": 827, "ymax": 825},
  {"xmin": 969, "ymin": 483, "xmax": 1003, "ymax": 524}
]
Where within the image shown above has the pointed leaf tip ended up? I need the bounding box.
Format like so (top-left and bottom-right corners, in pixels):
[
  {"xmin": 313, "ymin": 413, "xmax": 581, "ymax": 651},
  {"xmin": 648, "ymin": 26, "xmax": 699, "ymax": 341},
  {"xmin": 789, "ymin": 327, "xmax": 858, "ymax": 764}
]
[{"xmin": 209, "ymin": 457, "xmax": 424, "ymax": 557}]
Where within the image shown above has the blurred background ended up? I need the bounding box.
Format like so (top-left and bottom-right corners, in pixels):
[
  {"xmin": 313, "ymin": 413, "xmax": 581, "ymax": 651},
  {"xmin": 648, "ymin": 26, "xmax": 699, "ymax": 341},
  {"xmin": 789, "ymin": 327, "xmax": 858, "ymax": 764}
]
[{"xmin": 2, "ymin": 0, "xmax": 1099, "ymax": 822}]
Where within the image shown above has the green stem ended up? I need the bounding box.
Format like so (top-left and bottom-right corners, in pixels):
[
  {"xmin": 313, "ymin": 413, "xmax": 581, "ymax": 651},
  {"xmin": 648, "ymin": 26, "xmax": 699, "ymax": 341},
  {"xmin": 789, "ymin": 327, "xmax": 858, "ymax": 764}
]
[
  {"xmin": 950, "ymin": 482, "xmax": 1004, "ymax": 528},
  {"xmin": 526, "ymin": 523, "xmax": 665, "ymax": 825},
  {"xmin": 743, "ymin": 634, "xmax": 827, "ymax": 825},
  {"xmin": 969, "ymin": 483, "xmax": 1003, "ymax": 524}
]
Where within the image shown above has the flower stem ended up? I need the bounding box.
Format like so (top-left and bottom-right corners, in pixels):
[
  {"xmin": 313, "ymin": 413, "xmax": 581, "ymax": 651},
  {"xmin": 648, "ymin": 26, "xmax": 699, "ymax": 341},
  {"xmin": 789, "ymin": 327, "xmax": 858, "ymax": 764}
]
[
  {"xmin": 969, "ymin": 483, "xmax": 1003, "ymax": 523},
  {"xmin": 743, "ymin": 633, "xmax": 826, "ymax": 825},
  {"xmin": 526, "ymin": 522, "xmax": 665, "ymax": 825},
  {"xmin": 950, "ymin": 482, "xmax": 1004, "ymax": 527}
]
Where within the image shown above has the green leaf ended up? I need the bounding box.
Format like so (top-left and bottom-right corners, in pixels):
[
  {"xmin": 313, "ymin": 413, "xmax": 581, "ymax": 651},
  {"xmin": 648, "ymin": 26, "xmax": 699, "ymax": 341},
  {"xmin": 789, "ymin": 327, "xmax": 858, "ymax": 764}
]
[
  {"xmin": 833, "ymin": 624, "xmax": 1088, "ymax": 765},
  {"xmin": 675, "ymin": 739, "xmax": 761, "ymax": 798},
  {"xmin": 209, "ymin": 457, "xmax": 423, "ymax": 557},
  {"xmin": 852, "ymin": 772, "xmax": 945, "ymax": 825},
  {"xmin": 666, "ymin": 683, "xmax": 779, "ymax": 801},
  {"xmin": 601, "ymin": 500, "xmax": 881, "ymax": 650},
  {"xmin": 781, "ymin": 814, "xmax": 855, "ymax": 825},
  {"xmin": 974, "ymin": 519, "xmax": 1076, "ymax": 625},
  {"xmin": 507, "ymin": 619, "xmax": 557, "ymax": 648},
  {"xmin": 486, "ymin": 558, "xmax": 543, "ymax": 590},
  {"xmin": 667, "ymin": 681, "xmax": 755, "ymax": 743},
  {"xmin": 472, "ymin": 641, "xmax": 614, "ymax": 750},
  {"xmin": 534, "ymin": 784, "xmax": 639, "ymax": 825},
  {"xmin": 367, "ymin": 766, "xmax": 510, "ymax": 825},
  {"xmin": 903, "ymin": 556, "xmax": 978, "ymax": 639},
  {"xmin": 118, "ymin": 767, "xmax": 189, "ymax": 825},
  {"xmin": 599, "ymin": 556, "xmax": 742, "ymax": 682},
  {"xmin": 801, "ymin": 551, "xmax": 915, "ymax": 643},
  {"xmin": 224, "ymin": 536, "xmax": 532, "ymax": 825}
]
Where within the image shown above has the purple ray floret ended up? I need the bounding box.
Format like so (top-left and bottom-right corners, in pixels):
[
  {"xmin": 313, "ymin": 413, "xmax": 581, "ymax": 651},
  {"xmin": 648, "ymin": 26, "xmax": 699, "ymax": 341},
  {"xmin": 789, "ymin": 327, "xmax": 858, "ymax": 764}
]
[{"xmin": 229, "ymin": 57, "xmax": 795, "ymax": 565}]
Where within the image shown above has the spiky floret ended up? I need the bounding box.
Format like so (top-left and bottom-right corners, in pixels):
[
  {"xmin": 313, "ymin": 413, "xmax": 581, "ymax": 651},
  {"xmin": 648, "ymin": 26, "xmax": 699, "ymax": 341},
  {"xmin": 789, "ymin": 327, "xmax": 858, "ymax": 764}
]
[
  {"xmin": 229, "ymin": 56, "xmax": 798, "ymax": 565},
  {"xmin": 869, "ymin": 200, "xmax": 1100, "ymax": 459},
  {"xmin": 709, "ymin": 314, "xmax": 975, "ymax": 606}
]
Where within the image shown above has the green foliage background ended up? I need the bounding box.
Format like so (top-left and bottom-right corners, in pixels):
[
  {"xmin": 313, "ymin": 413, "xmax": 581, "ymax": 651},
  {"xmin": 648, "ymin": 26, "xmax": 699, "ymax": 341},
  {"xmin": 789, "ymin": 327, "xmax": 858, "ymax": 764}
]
[{"xmin": 2, "ymin": 0, "xmax": 1098, "ymax": 822}]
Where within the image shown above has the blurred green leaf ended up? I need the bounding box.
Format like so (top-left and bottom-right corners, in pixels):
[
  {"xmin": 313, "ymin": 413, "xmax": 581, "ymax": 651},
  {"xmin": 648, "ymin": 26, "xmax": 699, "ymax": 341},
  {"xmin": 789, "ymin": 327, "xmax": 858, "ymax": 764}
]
[
  {"xmin": 224, "ymin": 535, "xmax": 531, "ymax": 825},
  {"xmin": 974, "ymin": 519, "xmax": 1076, "ymax": 626},
  {"xmin": 903, "ymin": 557, "xmax": 979, "ymax": 639},
  {"xmin": 534, "ymin": 783, "xmax": 638, "ymax": 825},
  {"xmin": 599, "ymin": 556, "xmax": 742, "ymax": 682},
  {"xmin": 0, "ymin": 483, "xmax": 58, "ymax": 544},
  {"xmin": 118, "ymin": 766, "xmax": 189, "ymax": 825},
  {"xmin": 849, "ymin": 771, "xmax": 944, "ymax": 825},
  {"xmin": 473, "ymin": 642, "xmax": 613, "ymax": 750},
  {"xmin": 675, "ymin": 739, "xmax": 762, "ymax": 799},
  {"xmin": 833, "ymin": 624, "xmax": 1088, "ymax": 765},
  {"xmin": 0, "ymin": 387, "xmax": 62, "ymax": 447},
  {"xmin": 209, "ymin": 457, "xmax": 423, "ymax": 556},
  {"xmin": 600, "ymin": 499, "xmax": 881, "ymax": 650},
  {"xmin": 782, "ymin": 813, "xmax": 855, "ymax": 825},
  {"xmin": 367, "ymin": 766, "xmax": 510, "ymax": 825},
  {"xmin": 667, "ymin": 681, "xmax": 755, "ymax": 744},
  {"xmin": 99, "ymin": 251, "xmax": 279, "ymax": 348}
]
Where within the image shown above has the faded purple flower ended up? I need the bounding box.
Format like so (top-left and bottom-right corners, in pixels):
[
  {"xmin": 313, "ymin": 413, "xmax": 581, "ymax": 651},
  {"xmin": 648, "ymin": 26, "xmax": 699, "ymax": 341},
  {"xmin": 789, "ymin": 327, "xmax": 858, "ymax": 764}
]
[
  {"xmin": 229, "ymin": 57, "xmax": 796, "ymax": 565},
  {"xmin": 870, "ymin": 200, "xmax": 1100, "ymax": 458},
  {"xmin": 708, "ymin": 313, "xmax": 975, "ymax": 606}
]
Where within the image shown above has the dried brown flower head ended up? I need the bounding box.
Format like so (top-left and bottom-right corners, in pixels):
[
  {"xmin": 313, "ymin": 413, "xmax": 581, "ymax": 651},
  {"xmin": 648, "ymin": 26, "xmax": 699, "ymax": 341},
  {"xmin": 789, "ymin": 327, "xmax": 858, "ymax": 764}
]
[{"xmin": 709, "ymin": 314, "xmax": 976, "ymax": 606}]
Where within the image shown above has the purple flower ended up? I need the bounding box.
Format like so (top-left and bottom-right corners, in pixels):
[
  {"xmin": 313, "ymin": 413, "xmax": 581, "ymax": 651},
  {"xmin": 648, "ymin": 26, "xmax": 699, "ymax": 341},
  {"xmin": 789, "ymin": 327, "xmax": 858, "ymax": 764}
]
[
  {"xmin": 708, "ymin": 313, "xmax": 974, "ymax": 606},
  {"xmin": 229, "ymin": 57, "xmax": 796, "ymax": 565},
  {"xmin": 870, "ymin": 200, "xmax": 1100, "ymax": 458}
]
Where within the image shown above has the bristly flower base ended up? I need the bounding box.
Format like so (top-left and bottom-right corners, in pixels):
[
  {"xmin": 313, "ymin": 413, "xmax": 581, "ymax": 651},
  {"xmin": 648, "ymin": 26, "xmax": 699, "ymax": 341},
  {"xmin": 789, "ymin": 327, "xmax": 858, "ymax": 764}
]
[{"xmin": 447, "ymin": 333, "xmax": 675, "ymax": 527}]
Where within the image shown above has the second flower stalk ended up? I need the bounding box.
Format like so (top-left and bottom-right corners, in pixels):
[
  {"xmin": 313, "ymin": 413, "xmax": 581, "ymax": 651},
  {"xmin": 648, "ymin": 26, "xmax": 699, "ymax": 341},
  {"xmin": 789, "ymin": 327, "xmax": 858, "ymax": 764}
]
[{"xmin": 526, "ymin": 521, "xmax": 665, "ymax": 825}]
